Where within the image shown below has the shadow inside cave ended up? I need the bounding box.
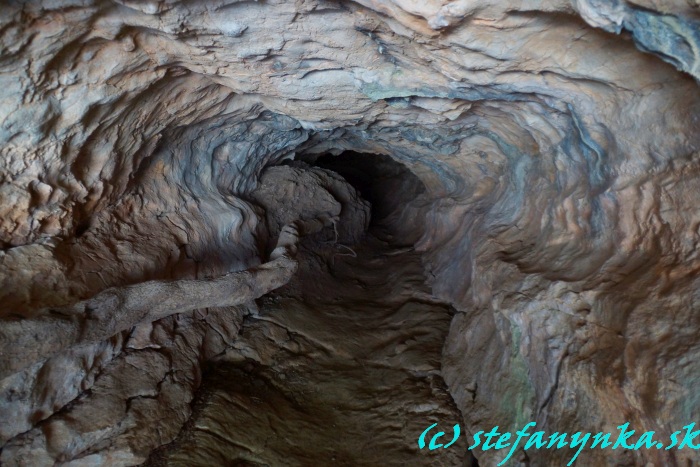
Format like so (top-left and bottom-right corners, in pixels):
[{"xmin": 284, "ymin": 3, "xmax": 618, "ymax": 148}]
[
  {"xmin": 145, "ymin": 155, "xmax": 475, "ymax": 466},
  {"xmin": 303, "ymin": 151, "xmax": 428, "ymax": 247}
]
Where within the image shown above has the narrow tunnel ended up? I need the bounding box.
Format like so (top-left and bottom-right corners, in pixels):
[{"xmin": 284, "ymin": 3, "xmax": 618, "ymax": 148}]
[
  {"xmin": 304, "ymin": 151, "xmax": 427, "ymax": 245},
  {"xmin": 1, "ymin": 1, "xmax": 700, "ymax": 467},
  {"xmin": 146, "ymin": 151, "xmax": 461, "ymax": 466}
]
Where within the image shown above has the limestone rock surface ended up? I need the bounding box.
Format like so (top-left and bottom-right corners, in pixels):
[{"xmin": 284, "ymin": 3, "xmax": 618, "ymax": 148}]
[{"xmin": 1, "ymin": 0, "xmax": 700, "ymax": 466}]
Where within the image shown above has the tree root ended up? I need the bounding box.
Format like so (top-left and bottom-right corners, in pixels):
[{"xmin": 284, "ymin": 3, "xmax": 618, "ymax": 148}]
[{"xmin": 0, "ymin": 223, "xmax": 306, "ymax": 381}]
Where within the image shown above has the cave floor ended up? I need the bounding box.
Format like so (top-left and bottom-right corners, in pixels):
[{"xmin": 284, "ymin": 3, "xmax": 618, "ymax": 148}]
[{"xmin": 146, "ymin": 234, "xmax": 466, "ymax": 466}]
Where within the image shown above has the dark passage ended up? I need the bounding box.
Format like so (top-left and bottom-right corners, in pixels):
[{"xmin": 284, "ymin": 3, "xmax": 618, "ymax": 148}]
[{"xmin": 306, "ymin": 151, "xmax": 427, "ymax": 245}]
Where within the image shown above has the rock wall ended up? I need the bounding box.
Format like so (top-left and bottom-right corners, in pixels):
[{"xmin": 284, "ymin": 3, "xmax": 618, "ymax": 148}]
[{"xmin": 1, "ymin": 0, "xmax": 699, "ymax": 465}]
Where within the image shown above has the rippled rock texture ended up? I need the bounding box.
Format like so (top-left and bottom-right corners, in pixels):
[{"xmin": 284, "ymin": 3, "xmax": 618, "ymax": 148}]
[{"xmin": 1, "ymin": 0, "xmax": 700, "ymax": 466}]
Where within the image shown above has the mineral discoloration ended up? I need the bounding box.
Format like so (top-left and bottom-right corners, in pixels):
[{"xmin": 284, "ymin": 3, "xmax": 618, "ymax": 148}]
[{"xmin": 1, "ymin": 0, "xmax": 699, "ymax": 465}]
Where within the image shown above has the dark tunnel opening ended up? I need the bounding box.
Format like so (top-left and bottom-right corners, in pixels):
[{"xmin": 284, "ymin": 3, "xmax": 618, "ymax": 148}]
[
  {"xmin": 301, "ymin": 151, "xmax": 427, "ymax": 246},
  {"xmin": 3, "ymin": 0, "xmax": 700, "ymax": 465},
  {"xmin": 144, "ymin": 151, "xmax": 463, "ymax": 467}
]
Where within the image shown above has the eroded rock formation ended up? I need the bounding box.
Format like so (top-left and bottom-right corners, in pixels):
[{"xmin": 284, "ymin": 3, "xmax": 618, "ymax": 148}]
[{"xmin": 1, "ymin": 0, "xmax": 699, "ymax": 465}]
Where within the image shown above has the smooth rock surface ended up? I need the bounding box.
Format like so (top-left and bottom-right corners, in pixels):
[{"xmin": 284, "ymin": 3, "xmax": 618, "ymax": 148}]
[{"xmin": 1, "ymin": 0, "xmax": 699, "ymax": 466}]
